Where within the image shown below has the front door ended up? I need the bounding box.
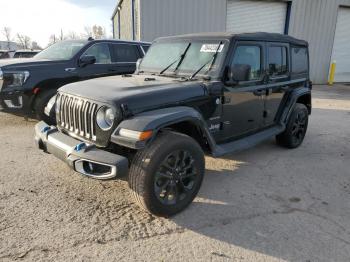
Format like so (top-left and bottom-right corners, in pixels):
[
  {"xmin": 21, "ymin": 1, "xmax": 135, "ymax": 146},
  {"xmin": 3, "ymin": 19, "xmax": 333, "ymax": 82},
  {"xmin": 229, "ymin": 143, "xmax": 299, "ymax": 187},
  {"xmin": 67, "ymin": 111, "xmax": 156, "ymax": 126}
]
[
  {"xmin": 264, "ymin": 42, "xmax": 290, "ymax": 126},
  {"xmin": 77, "ymin": 43, "xmax": 115, "ymax": 80},
  {"xmin": 220, "ymin": 42, "xmax": 267, "ymax": 143}
]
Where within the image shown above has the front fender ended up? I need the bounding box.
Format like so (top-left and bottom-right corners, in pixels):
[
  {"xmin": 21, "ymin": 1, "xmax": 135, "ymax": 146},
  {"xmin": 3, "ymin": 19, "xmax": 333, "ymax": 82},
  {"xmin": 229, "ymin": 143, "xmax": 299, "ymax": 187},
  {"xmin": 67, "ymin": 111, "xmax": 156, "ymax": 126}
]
[{"xmin": 111, "ymin": 106, "xmax": 215, "ymax": 150}]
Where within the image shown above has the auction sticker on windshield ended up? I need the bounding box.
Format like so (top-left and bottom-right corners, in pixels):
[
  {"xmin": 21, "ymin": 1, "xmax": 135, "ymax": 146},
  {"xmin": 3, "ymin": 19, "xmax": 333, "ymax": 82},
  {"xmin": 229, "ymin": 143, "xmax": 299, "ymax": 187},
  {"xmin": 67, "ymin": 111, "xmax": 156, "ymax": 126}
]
[{"xmin": 200, "ymin": 44, "xmax": 224, "ymax": 53}]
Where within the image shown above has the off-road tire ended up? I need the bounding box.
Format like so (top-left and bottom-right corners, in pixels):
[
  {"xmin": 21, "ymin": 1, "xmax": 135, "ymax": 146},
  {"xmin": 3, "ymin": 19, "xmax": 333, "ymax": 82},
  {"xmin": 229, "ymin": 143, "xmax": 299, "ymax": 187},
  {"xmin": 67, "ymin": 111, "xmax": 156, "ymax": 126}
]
[
  {"xmin": 128, "ymin": 131, "xmax": 205, "ymax": 217},
  {"xmin": 276, "ymin": 103, "xmax": 309, "ymax": 148},
  {"xmin": 33, "ymin": 89, "xmax": 57, "ymax": 123}
]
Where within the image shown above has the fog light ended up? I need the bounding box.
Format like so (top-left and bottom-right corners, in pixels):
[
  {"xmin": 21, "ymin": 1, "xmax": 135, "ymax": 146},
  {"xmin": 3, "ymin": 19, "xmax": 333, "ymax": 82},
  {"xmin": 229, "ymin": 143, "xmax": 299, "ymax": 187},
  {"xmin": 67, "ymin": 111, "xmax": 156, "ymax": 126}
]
[{"xmin": 4, "ymin": 96, "xmax": 23, "ymax": 108}]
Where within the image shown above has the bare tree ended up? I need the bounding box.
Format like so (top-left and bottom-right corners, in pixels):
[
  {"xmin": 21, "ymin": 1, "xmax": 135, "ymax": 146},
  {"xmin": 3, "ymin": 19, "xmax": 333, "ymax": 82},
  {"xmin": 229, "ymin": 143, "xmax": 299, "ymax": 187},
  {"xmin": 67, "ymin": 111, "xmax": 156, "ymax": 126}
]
[
  {"xmin": 83, "ymin": 26, "xmax": 93, "ymax": 38},
  {"xmin": 2, "ymin": 27, "xmax": 12, "ymax": 50},
  {"xmin": 48, "ymin": 34, "xmax": 58, "ymax": 46},
  {"xmin": 83, "ymin": 25, "xmax": 106, "ymax": 40},
  {"xmin": 92, "ymin": 25, "xmax": 105, "ymax": 39},
  {"xmin": 59, "ymin": 29, "xmax": 65, "ymax": 41},
  {"xmin": 31, "ymin": 41, "xmax": 42, "ymax": 50},
  {"xmin": 66, "ymin": 31, "xmax": 80, "ymax": 40},
  {"xmin": 16, "ymin": 34, "xmax": 31, "ymax": 49}
]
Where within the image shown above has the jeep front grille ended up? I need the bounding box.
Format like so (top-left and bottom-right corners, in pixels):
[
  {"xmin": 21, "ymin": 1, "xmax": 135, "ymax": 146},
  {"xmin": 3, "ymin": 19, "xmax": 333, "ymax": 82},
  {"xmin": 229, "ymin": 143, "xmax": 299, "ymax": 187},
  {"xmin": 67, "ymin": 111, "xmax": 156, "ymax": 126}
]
[{"xmin": 57, "ymin": 93, "xmax": 98, "ymax": 141}]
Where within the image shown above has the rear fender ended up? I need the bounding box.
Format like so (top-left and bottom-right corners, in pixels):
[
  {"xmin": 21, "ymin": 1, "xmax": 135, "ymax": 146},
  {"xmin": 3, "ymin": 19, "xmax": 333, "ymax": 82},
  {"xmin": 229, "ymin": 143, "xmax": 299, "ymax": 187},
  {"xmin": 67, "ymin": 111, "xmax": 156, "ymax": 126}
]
[{"xmin": 280, "ymin": 87, "xmax": 311, "ymax": 124}]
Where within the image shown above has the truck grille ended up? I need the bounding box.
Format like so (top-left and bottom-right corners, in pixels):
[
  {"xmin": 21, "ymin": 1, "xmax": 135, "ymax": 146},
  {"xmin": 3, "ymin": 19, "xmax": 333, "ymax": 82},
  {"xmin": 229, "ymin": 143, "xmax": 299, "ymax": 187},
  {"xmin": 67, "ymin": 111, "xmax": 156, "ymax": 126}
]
[{"xmin": 57, "ymin": 93, "xmax": 98, "ymax": 141}]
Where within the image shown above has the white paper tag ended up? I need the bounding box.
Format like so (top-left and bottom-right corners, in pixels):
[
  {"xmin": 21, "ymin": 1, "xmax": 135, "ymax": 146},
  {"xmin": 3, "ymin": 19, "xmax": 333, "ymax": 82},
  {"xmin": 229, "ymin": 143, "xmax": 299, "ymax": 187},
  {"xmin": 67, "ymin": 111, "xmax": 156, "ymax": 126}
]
[{"xmin": 200, "ymin": 44, "xmax": 224, "ymax": 53}]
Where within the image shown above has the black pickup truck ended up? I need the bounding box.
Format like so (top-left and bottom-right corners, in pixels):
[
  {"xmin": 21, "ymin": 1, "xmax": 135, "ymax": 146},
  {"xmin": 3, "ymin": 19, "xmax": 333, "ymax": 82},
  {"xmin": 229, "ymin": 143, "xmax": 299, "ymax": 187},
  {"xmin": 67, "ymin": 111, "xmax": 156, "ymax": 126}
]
[
  {"xmin": 35, "ymin": 32, "xmax": 311, "ymax": 216},
  {"xmin": 0, "ymin": 39, "xmax": 150, "ymax": 120}
]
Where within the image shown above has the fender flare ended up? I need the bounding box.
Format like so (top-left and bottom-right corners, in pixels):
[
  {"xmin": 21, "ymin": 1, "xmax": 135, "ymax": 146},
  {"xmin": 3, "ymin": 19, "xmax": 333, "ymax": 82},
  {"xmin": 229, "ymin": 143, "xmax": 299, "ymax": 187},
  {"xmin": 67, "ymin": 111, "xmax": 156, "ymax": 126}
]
[
  {"xmin": 280, "ymin": 87, "xmax": 311, "ymax": 124},
  {"xmin": 111, "ymin": 106, "xmax": 216, "ymax": 150}
]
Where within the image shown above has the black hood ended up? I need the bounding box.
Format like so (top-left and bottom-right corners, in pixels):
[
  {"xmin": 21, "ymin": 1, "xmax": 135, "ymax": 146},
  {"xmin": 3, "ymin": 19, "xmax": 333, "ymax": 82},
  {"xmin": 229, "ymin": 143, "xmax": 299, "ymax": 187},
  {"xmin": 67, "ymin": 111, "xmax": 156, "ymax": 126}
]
[
  {"xmin": 59, "ymin": 74, "xmax": 208, "ymax": 112},
  {"xmin": 0, "ymin": 58, "xmax": 68, "ymax": 70}
]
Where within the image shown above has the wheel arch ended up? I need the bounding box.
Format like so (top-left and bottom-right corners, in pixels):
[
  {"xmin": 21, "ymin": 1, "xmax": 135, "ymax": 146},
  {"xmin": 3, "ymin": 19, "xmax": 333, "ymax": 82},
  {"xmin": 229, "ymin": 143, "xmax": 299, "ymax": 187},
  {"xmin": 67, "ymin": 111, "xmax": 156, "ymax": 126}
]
[
  {"xmin": 29, "ymin": 78, "xmax": 72, "ymax": 110},
  {"xmin": 296, "ymin": 93, "xmax": 311, "ymax": 114},
  {"xmin": 111, "ymin": 106, "xmax": 215, "ymax": 153},
  {"xmin": 280, "ymin": 87, "xmax": 312, "ymax": 124}
]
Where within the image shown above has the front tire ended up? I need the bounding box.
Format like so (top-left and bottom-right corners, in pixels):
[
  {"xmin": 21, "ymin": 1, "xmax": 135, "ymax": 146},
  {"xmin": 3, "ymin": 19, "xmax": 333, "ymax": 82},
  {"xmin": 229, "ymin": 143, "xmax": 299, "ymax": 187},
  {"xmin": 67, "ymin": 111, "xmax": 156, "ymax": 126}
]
[
  {"xmin": 33, "ymin": 89, "xmax": 57, "ymax": 123},
  {"xmin": 129, "ymin": 131, "xmax": 205, "ymax": 217},
  {"xmin": 276, "ymin": 103, "xmax": 309, "ymax": 148}
]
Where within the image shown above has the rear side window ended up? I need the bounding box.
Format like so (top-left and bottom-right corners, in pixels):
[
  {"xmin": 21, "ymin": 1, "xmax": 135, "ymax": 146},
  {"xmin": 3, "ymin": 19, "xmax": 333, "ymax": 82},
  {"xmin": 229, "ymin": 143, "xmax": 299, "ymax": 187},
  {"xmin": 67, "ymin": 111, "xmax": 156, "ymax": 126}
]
[
  {"xmin": 268, "ymin": 46, "xmax": 288, "ymax": 76},
  {"xmin": 232, "ymin": 45, "xmax": 261, "ymax": 81},
  {"xmin": 291, "ymin": 47, "xmax": 308, "ymax": 74},
  {"xmin": 110, "ymin": 44, "xmax": 140, "ymax": 63}
]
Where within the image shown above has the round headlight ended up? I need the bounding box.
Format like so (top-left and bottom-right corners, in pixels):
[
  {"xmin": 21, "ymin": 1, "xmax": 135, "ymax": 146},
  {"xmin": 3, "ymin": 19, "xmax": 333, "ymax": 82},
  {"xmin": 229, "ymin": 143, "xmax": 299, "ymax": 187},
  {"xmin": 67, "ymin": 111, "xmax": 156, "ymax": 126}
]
[{"xmin": 96, "ymin": 106, "xmax": 116, "ymax": 130}]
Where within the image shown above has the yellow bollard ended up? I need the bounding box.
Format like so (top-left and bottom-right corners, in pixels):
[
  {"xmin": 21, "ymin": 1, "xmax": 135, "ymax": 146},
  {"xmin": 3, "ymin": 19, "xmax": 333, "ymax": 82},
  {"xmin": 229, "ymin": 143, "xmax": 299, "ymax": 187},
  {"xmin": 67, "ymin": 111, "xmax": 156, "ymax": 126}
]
[{"xmin": 328, "ymin": 60, "xmax": 336, "ymax": 86}]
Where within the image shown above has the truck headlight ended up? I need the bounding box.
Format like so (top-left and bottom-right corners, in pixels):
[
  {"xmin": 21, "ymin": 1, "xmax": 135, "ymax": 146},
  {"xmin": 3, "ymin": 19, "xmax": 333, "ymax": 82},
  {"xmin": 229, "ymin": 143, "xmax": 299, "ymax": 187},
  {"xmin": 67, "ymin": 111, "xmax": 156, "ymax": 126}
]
[
  {"xmin": 3, "ymin": 71, "xmax": 30, "ymax": 88},
  {"xmin": 96, "ymin": 106, "xmax": 116, "ymax": 130}
]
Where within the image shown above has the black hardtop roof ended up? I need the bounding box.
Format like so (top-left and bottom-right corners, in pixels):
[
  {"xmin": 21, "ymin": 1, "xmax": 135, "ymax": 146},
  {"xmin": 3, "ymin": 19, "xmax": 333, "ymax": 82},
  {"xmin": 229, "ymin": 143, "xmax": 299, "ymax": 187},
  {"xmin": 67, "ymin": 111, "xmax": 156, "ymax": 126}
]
[{"xmin": 157, "ymin": 32, "xmax": 308, "ymax": 46}]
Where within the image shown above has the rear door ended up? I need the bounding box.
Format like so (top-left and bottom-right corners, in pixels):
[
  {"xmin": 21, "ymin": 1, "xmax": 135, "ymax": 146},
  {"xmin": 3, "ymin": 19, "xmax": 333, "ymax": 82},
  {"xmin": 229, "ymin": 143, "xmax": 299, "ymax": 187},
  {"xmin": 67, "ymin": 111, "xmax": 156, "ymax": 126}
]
[
  {"xmin": 220, "ymin": 41, "xmax": 267, "ymax": 142},
  {"xmin": 264, "ymin": 42, "xmax": 290, "ymax": 127},
  {"xmin": 109, "ymin": 43, "xmax": 142, "ymax": 74}
]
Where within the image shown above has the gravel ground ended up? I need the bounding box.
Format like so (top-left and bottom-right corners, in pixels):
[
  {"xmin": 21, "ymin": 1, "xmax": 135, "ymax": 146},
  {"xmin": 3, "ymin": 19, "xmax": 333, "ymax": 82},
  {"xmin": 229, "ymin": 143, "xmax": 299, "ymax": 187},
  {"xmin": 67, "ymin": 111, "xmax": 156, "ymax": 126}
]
[{"xmin": 0, "ymin": 85, "xmax": 349, "ymax": 262}]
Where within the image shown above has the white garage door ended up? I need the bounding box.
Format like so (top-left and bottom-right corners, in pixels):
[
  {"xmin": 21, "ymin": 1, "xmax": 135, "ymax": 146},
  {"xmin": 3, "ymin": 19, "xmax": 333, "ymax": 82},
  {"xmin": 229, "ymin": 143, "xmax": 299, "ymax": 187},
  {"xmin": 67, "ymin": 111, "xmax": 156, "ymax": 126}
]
[
  {"xmin": 226, "ymin": 0, "xmax": 287, "ymax": 34},
  {"xmin": 330, "ymin": 7, "xmax": 350, "ymax": 83}
]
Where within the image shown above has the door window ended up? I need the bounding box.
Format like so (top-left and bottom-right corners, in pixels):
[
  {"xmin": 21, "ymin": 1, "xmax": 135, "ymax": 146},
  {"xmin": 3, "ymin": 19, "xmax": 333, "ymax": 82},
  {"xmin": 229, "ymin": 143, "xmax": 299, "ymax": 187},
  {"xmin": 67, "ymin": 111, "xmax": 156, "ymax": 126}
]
[
  {"xmin": 110, "ymin": 44, "xmax": 140, "ymax": 63},
  {"xmin": 268, "ymin": 46, "xmax": 288, "ymax": 76},
  {"xmin": 232, "ymin": 46, "xmax": 262, "ymax": 81},
  {"xmin": 82, "ymin": 43, "xmax": 111, "ymax": 64}
]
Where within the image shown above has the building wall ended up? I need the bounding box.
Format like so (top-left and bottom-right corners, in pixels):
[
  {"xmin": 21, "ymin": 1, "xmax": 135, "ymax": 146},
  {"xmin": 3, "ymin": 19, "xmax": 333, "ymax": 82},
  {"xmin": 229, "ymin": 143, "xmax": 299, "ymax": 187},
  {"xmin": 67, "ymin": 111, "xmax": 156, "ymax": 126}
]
[
  {"xmin": 139, "ymin": 0, "xmax": 227, "ymax": 42},
  {"xmin": 0, "ymin": 41, "xmax": 17, "ymax": 51},
  {"xmin": 119, "ymin": 0, "xmax": 133, "ymax": 40},
  {"xmin": 288, "ymin": 0, "xmax": 350, "ymax": 84}
]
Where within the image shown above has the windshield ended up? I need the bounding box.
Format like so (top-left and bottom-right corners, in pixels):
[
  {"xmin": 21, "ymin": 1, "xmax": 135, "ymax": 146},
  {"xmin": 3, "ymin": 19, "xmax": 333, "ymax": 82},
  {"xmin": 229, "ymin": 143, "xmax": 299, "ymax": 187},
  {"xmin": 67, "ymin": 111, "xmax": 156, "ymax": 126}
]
[
  {"xmin": 34, "ymin": 40, "xmax": 87, "ymax": 60},
  {"xmin": 139, "ymin": 40, "xmax": 228, "ymax": 78}
]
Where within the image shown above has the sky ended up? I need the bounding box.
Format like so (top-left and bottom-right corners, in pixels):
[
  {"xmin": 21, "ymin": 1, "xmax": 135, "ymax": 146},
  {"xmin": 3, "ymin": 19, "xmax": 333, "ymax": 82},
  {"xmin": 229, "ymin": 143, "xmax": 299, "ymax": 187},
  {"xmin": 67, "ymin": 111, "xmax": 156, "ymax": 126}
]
[{"xmin": 0, "ymin": 0, "xmax": 116, "ymax": 47}]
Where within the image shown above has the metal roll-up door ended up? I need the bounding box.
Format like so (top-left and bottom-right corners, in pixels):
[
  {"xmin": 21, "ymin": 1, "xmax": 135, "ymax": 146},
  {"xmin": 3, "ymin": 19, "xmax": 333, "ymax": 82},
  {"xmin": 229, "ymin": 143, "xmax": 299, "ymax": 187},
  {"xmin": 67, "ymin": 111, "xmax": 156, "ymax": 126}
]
[
  {"xmin": 226, "ymin": 0, "xmax": 288, "ymax": 34},
  {"xmin": 331, "ymin": 7, "xmax": 350, "ymax": 83}
]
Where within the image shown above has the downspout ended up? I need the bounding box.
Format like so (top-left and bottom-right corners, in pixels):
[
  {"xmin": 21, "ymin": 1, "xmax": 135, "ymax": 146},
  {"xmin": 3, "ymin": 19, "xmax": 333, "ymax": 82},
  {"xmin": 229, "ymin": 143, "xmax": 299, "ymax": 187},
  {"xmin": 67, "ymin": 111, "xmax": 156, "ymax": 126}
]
[
  {"xmin": 131, "ymin": 0, "xmax": 135, "ymax": 40},
  {"xmin": 284, "ymin": 1, "xmax": 292, "ymax": 35},
  {"xmin": 112, "ymin": 16, "xmax": 115, "ymax": 38},
  {"xmin": 118, "ymin": 10, "xmax": 121, "ymax": 39}
]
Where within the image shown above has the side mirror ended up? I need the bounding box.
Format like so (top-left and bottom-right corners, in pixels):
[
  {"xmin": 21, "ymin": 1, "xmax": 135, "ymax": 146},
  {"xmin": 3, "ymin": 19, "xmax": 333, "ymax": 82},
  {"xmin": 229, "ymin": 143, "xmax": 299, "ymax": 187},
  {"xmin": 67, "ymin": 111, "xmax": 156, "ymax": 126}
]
[
  {"xmin": 224, "ymin": 64, "xmax": 251, "ymax": 85},
  {"xmin": 79, "ymin": 55, "xmax": 96, "ymax": 67},
  {"xmin": 135, "ymin": 58, "xmax": 142, "ymax": 72}
]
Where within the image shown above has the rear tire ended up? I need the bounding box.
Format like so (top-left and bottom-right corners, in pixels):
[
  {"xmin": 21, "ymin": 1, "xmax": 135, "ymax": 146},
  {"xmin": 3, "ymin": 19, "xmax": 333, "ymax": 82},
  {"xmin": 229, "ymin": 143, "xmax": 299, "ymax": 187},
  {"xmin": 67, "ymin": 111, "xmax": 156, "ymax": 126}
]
[
  {"xmin": 276, "ymin": 103, "xmax": 309, "ymax": 148},
  {"xmin": 128, "ymin": 131, "xmax": 205, "ymax": 217},
  {"xmin": 33, "ymin": 89, "xmax": 57, "ymax": 124}
]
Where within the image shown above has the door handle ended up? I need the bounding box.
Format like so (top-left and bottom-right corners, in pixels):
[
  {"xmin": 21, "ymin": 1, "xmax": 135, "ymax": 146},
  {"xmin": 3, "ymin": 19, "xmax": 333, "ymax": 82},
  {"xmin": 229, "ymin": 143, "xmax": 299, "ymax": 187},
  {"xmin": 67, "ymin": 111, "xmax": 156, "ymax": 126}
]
[{"xmin": 253, "ymin": 89, "xmax": 265, "ymax": 96}]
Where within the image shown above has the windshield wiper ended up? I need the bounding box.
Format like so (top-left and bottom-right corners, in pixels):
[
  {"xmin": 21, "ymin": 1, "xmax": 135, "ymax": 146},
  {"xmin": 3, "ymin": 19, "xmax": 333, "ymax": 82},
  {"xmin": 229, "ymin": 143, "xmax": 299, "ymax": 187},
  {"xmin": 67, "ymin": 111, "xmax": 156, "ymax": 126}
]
[
  {"xmin": 189, "ymin": 41, "xmax": 223, "ymax": 80},
  {"xmin": 159, "ymin": 43, "xmax": 191, "ymax": 75}
]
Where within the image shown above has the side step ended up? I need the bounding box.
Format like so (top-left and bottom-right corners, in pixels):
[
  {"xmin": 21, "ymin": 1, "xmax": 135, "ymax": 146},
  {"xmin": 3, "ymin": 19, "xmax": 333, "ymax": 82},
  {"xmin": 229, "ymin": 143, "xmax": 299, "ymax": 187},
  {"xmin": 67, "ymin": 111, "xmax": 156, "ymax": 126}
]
[{"xmin": 212, "ymin": 125, "xmax": 285, "ymax": 157}]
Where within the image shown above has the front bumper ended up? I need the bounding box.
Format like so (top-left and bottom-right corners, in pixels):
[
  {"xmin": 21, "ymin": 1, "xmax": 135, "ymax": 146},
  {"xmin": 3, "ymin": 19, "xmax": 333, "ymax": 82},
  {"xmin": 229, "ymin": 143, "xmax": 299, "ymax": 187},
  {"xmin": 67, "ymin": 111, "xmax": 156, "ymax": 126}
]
[
  {"xmin": 34, "ymin": 121, "xmax": 129, "ymax": 180},
  {"xmin": 0, "ymin": 90, "xmax": 30, "ymax": 115}
]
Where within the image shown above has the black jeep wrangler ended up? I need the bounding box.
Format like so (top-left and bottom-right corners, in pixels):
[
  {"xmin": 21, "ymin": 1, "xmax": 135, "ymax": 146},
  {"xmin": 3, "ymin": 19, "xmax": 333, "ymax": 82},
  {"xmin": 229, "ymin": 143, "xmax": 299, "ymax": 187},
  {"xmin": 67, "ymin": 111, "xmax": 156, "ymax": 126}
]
[
  {"xmin": 0, "ymin": 39, "xmax": 150, "ymax": 121},
  {"xmin": 35, "ymin": 32, "xmax": 311, "ymax": 216}
]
